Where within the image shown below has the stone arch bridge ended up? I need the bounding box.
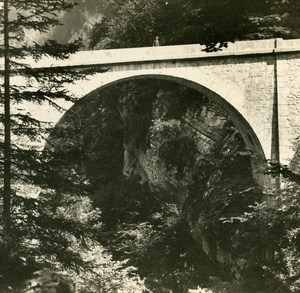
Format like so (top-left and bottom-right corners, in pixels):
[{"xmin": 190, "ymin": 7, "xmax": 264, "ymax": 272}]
[{"xmin": 11, "ymin": 38, "xmax": 300, "ymax": 188}]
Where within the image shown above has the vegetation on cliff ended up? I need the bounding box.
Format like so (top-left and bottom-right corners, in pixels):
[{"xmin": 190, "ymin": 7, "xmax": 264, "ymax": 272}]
[{"xmin": 52, "ymin": 79, "xmax": 264, "ymax": 292}]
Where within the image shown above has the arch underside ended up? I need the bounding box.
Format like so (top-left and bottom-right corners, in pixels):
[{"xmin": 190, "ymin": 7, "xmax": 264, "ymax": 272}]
[{"xmin": 63, "ymin": 70, "xmax": 268, "ymax": 186}]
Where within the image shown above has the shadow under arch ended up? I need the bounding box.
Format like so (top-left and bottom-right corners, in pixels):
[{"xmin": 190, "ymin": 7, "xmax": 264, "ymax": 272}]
[{"xmin": 58, "ymin": 73, "xmax": 268, "ymax": 187}]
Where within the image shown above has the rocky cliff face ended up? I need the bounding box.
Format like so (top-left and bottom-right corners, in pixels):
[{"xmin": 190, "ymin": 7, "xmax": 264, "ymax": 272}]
[
  {"xmin": 137, "ymin": 100, "xmax": 230, "ymax": 205},
  {"xmin": 51, "ymin": 79, "xmax": 259, "ymax": 269}
]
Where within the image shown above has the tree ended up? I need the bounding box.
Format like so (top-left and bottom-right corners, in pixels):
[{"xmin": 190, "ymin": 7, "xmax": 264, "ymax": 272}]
[
  {"xmin": 89, "ymin": 0, "xmax": 300, "ymax": 50},
  {"xmin": 2, "ymin": 0, "xmax": 11, "ymax": 236},
  {"xmin": 0, "ymin": 0, "xmax": 78, "ymax": 229},
  {"xmin": 0, "ymin": 1, "xmax": 125, "ymax": 291}
]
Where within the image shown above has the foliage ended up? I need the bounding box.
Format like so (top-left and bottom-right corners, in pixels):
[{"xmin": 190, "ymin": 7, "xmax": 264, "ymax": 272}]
[
  {"xmin": 21, "ymin": 269, "xmax": 76, "ymax": 293},
  {"xmin": 89, "ymin": 0, "xmax": 300, "ymax": 50},
  {"xmin": 0, "ymin": 190, "xmax": 98, "ymax": 290},
  {"xmin": 52, "ymin": 78, "xmax": 264, "ymax": 292},
  {"xmin": 189, "ymin": 288, "xmax": 215, "ymax": 293},
  {"xmin": 0, "ymin": 1, "xmax": 148, "ymax": 292},
  {"xmin": 72, "ymin": 243, "xmax": 148, "ymax": 293},
  {"xmin": 98, "ymin": 187, "xmax": 216, "ymax": 292},
  {"xmin": 221, "ymin": 178, "xmax": 300, "ymax": 293},
  {"xmin": 0, "ymin": 191, "xmax": 146, "ymax": 292},
  {"xmin": 0, "ymin": 0, "xmax": 90, "ymax": 200}
]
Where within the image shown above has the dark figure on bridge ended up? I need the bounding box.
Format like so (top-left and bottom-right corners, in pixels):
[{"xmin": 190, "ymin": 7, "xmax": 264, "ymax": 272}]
[{"xmin": 153, "ymin": 36, "xmax": 160, "ymax": 47}]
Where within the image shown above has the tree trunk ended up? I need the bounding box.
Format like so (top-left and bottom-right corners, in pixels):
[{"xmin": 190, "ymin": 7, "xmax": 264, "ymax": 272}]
[{"xmin": 3, "ymin": 0, "xmax": 11, "ymax": 233}]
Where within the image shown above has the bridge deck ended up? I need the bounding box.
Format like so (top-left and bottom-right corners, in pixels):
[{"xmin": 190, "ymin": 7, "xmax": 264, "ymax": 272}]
[{"xmin": 1, "ymin": 38, "xmax": 300, "ymax": 70}]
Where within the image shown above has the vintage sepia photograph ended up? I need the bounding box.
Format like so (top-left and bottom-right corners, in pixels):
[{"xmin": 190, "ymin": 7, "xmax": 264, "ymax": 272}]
[{"xmin": 1, "ymin": 0, "xmax": 300, "ymax": 292}]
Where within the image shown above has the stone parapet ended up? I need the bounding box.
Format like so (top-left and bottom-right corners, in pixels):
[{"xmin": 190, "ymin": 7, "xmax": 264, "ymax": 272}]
[{"xmin": 1, "ymin": 38, "xmax": 300, "ymax": 70}]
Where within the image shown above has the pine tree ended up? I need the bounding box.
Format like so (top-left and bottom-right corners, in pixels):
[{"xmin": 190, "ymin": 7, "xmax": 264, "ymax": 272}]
[{"xmin": 0, "ymin": 0, "xmax": 104, "ymax": 290}]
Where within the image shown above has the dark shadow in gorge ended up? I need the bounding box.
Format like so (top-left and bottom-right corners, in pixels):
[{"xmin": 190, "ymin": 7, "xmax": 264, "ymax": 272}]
[{"xmin": 48, "ymin": 79, "xmax": 263, "ymax": 292}]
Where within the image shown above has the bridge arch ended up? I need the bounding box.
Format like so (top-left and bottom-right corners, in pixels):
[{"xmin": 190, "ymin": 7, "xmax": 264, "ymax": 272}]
[{"xmin": 62, "ymin": 69, "xmax": 268, "ymax": 185}]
